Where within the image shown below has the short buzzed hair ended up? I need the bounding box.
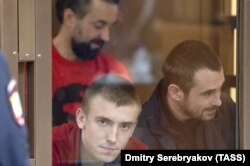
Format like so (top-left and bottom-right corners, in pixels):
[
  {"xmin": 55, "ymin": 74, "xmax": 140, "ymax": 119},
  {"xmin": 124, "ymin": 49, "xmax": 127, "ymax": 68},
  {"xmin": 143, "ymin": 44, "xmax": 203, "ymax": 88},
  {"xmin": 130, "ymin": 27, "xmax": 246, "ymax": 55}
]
[
  {"xmin": 162, "ymin": 40, "xmax": 222, "ymax": 94},
  {"xmin": 83, "ymin": 74, "xmax": 141, "ymax": 113}
]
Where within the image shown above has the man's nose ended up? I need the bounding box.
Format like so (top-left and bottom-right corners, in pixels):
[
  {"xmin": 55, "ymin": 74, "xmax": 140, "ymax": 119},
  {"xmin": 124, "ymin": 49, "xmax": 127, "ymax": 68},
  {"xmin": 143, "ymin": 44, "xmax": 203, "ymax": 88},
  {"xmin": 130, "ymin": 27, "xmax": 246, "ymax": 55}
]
[
  {"xmin": 211, "ymin": 93, "xmax": 222, "ymax": 107},
  {"xmin": 100, "ymin": 28, "xmax": 110, "ymax": 42},
  {"xmin": 106, "ymin": 126, "xmax": 118, "ymax": 144}
]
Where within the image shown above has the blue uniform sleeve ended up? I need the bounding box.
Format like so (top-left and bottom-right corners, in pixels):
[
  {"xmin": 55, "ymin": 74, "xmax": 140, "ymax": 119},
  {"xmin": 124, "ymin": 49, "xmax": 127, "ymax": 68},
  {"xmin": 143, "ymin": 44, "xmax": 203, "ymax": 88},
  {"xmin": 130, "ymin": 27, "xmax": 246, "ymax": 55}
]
[{"xmin": 0, "ymin": 52, "xmax": 30, "ymax": 166}]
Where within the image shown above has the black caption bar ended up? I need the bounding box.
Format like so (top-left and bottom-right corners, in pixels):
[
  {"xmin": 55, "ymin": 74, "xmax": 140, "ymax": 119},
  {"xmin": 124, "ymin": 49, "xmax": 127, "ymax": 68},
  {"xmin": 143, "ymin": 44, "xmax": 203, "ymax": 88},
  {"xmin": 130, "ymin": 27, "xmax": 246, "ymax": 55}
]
[{"xmin": 121, "ymin": 150, "xmax": 250, "ymax": 166}]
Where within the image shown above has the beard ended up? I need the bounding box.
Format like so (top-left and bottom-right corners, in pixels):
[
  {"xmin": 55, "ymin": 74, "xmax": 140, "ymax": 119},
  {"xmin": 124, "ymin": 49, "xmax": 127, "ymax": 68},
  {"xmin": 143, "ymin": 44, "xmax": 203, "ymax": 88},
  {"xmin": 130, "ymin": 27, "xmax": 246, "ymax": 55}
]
[
  {"xmin": 180, "ymin": 99, "xmax": 219, "ymax": 121},
  {"xmin": 71, "ymin": 38, "xmax": 105, "ymax": 60}
]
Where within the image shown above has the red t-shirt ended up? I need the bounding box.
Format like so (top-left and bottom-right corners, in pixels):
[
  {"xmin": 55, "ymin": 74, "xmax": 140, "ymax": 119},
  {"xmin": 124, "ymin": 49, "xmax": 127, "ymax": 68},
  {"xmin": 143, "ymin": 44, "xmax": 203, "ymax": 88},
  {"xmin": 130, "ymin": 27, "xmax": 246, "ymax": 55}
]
[
  {"xmin": 52, "ymin": 44, "xmax": 130, "ymax": 124},
  {"xmin": 52, "ymin": 122, "xmax": 148, "ymax": 166}
]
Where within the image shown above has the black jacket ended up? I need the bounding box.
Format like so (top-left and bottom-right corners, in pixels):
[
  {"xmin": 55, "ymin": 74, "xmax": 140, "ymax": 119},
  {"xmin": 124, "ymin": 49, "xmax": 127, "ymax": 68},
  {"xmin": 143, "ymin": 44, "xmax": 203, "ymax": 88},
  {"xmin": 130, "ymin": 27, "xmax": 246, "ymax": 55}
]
[{"xmin": 134, "ymin": 79, "xmax": 236, "ymax": 149}]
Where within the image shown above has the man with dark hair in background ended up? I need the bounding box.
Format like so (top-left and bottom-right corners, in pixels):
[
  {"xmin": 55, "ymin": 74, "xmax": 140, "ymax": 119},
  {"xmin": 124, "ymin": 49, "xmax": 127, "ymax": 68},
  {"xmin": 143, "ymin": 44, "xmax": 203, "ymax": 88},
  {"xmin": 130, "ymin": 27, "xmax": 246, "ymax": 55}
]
[
  {"xmin": 134, "ymin": 40, "xmax": 235, "ymax": 149},
  {"xmin": 53, "ymin": 0, "xmax": 129, "ymax": 126},
  {"xmin": 0, "ymin": 51, "xmax": 29, "ymax": 166}
]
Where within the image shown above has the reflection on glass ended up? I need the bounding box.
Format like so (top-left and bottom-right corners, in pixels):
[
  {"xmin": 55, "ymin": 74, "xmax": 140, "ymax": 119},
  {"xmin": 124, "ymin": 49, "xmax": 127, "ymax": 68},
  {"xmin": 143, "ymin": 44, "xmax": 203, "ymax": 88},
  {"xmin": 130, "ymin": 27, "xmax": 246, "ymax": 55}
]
[{"xmin": 52, "ymin": 0, "xmax": 237, "ymax": 165}]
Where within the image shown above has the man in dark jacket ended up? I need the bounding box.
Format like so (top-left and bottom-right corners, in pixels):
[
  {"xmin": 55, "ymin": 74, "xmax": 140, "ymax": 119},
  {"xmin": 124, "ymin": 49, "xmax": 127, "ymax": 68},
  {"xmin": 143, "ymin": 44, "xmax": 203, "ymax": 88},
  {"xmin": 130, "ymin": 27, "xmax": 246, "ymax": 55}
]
[
  {"xmin": 0, "ymin": 51, "xmax": 29, "ymax": 165},
  {"xmin": 133, "ymin": 40, "xmax": 235, "ymax": 149}
]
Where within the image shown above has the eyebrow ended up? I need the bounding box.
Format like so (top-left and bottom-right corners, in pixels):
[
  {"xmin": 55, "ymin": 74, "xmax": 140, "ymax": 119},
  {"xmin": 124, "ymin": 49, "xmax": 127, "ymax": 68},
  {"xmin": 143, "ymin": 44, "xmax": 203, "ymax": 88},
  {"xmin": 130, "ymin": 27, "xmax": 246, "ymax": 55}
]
[
  {"xmin": 201, "ymin": 79, "xmax": 225, "ymax": 94},
  {"xmin": 94, "ymin": 20, "xmax": 107, "ymax": 25},
  {"xmin": 95, "ymin": 116, "xmax": 111, "ymax": 122},
  {"xmin": 95, "ymin": 116, "xmax": 134, "ymax": 125},
  {"xmin": 120, "ymin": 122, "xmax": 134, "ymax": 126},
  {"xmin": 94, "ymin": 18, "xmax": 118, "ymax": 26}
]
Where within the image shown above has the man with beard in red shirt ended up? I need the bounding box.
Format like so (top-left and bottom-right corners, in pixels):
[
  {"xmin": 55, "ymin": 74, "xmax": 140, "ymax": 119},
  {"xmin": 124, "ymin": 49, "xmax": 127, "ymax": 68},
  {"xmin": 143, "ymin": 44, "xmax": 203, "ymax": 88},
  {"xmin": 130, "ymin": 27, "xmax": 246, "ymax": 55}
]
[{"xmin": 52, "ymin": 0, "xmax": 129, "ymax": 126}]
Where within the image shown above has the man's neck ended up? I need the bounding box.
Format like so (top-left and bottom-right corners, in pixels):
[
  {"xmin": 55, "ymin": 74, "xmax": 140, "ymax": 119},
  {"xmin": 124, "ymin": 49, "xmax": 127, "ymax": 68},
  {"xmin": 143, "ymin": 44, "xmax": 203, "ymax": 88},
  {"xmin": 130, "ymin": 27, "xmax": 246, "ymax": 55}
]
[
  {"xmin": 79, "ymin": 141, "xmax": 104, "ymax": 166},
  {"xmin": 53, "ymin": 30, "xmax": 77, "ymax": 61},
  {"xmin": 166, "ymin": 95, "xmax": 190, "ymax": 122}
]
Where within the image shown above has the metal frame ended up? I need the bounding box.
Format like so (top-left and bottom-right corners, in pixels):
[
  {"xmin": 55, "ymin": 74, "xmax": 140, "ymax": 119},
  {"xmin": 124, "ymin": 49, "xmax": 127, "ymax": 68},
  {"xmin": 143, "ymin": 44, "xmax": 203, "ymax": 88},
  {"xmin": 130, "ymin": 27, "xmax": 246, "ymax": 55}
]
[
  {"xmin": 238, "ymin": 0, "xmax": 250, "ymax": 149},
  {"xmin": 33, "ymin": 0, "xmax": 51, "ymax": 164},
  {"xmin": 0, "ymin": 0, "xmax": 18, "ymax": 78},
  {"xmin": 1, "ymin": 0, "xmax": 51, "ymax": 165},
  {"xmin": 1, "ymin": 0, "xmax": 250, "ymax": 165}
]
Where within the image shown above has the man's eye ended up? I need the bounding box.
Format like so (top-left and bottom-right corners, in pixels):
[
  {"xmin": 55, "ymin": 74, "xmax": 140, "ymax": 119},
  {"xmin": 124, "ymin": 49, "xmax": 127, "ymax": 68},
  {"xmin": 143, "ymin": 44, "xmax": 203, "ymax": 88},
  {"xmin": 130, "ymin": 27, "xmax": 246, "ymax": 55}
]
[
  {"xmin": 204, "ymin": 91, "xmax": 213, "ymax": 96},
  {"xmin": 120, "ymin": 124, "xmax": 131, "ymax": 130},
  {"xmin": 98, "ymin": 119, "xmax": 108, "ymax": 126},
  {"xmin": 94, "ymin": 24, "xmax": 104, "ymax": 30}
]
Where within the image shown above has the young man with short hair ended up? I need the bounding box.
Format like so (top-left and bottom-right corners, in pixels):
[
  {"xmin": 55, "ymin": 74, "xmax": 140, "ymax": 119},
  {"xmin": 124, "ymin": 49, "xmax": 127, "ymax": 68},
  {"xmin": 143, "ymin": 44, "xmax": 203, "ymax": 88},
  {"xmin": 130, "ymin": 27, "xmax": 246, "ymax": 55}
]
[{"xmin": 53, "ymin": 74, "xmax": 147, "ymax": 166}]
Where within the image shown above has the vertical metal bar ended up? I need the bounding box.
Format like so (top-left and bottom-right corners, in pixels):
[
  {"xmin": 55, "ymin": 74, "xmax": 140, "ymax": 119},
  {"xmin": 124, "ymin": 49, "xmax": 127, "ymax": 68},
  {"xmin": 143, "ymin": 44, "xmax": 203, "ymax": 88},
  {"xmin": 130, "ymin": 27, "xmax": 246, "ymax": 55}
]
[
  {"xmin": 238, "ymin": 0, "xmax": 250, "ymax": 149},
  {"xmin": 19, "ymin": 0, "xmax": 35, "ymax": 61},
  {"xmin": 34, "ymin": 0, "xmax": 52, "ymax": 165},
  {"xmin": 0, "ymin": 0, "xmax": 18, "ymax": 79}
]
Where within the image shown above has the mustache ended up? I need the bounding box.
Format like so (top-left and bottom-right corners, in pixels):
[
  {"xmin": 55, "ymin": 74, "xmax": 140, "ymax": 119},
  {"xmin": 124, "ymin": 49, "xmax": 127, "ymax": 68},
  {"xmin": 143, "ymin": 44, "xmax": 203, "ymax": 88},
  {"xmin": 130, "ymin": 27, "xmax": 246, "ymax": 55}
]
[
  {"xmin": 90, "ymin": 38, "xmax": 105, "ymax": 48},
  {"xmin": 71, "ymin": 38, "xmax": 105, "ymax": 60}
]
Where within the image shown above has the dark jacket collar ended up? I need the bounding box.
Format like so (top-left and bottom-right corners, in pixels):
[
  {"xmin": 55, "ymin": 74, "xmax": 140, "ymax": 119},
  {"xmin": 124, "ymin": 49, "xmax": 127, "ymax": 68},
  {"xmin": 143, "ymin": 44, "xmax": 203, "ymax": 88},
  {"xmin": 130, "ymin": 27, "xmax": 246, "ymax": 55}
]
[{"xmin": 140, "ymin": 79, "xmax": 235, "ymax": 149}]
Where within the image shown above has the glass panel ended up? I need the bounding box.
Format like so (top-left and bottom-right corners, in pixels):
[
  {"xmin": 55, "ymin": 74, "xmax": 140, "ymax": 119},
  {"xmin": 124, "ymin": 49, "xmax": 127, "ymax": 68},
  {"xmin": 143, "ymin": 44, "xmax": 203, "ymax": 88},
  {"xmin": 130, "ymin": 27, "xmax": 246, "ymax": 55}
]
[
  {"xmin": 108, "ymin": 0, "xmax": 237, "ymax": 149},
  {"xmin": 107, "ymin": 0, "xmax": 237, "ymax": 104},
  {"xmin": 52, "ymin": 0, "xmax": 238, "ymax": 164}
]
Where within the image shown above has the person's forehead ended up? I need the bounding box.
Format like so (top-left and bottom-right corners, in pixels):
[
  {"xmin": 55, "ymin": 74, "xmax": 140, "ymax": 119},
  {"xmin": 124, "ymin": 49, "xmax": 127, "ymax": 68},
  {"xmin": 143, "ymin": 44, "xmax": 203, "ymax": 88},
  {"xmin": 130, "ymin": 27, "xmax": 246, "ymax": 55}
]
[
  {"xmin": 88, "ymin": 95, "xmax": 139, "ymax": 122},
  {"xmin": 86, "ymin": 0, "xmax": 118, "ymax": 21},
  {"xmin": 191, "ymin": 68, "xmax": 225, "ymax": 90}
]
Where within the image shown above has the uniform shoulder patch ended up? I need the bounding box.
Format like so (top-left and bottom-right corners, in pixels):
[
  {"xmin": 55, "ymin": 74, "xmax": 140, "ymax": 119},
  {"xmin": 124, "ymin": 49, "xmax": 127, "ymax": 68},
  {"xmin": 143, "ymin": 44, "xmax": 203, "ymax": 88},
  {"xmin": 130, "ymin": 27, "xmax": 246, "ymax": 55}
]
[{"xmin": 7, "ymin": 79, "xmax": 25, "ymax": 126}]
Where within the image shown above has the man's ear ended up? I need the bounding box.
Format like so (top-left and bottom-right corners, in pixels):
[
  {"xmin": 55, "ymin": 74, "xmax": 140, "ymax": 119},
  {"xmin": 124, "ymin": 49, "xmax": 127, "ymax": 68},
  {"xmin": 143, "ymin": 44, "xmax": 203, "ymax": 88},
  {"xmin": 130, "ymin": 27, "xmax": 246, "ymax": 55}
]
[
  {"xmin": 76, "ymin": 107, "xmax": 86, "ymax": 129},
  {"xmin": 63, "ymin": 8, "xmax": 77, "ymax": 28},
  {"xmin": 168, "ymin": 84, "xmax": 184, "ymax": 101}
]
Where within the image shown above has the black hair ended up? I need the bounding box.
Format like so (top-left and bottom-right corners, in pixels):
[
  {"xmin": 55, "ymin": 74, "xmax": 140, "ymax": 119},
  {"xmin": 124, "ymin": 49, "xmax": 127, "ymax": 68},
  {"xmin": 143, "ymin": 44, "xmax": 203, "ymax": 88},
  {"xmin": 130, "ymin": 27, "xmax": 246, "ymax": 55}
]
[
  {"xmin": 162, "ymin": 40, "xmax": 222, "ymax": 94},
  {"xmin": 56, "ymin": 0, "xmax": 120, "ymax": 24}
]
